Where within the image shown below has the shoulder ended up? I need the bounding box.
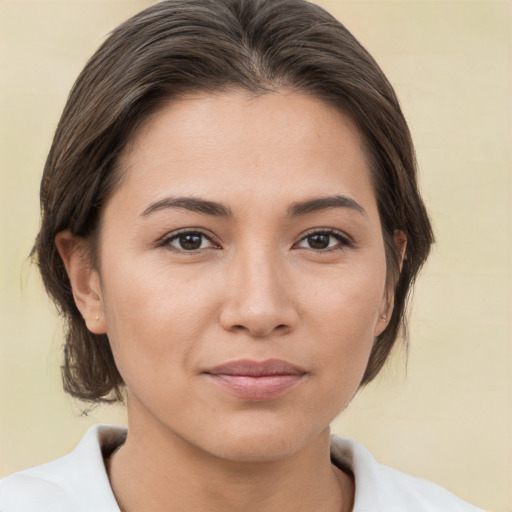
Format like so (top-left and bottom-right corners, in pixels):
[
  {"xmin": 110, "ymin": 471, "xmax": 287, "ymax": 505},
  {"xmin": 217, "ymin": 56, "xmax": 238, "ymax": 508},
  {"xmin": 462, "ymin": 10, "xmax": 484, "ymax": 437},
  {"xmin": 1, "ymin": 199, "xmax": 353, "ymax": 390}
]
[
  {"xmin": 0, "ymin": 424, "xmax": 125, "ymax": 512},
  {"xmin": 0, "ymin": 470, "xmax": 72, "ymax": 512},
  {"xmin": 330, "ymin": 434, "xmax": 487, "ymax": 512}
]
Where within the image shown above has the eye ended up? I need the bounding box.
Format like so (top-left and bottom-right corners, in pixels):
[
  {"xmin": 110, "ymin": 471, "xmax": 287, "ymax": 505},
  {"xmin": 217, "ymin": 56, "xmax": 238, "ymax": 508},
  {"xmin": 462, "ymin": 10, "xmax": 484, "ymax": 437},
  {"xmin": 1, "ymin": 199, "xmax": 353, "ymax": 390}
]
[
  {"xmin": 160, "ymin": 230, "xmax": 219, "ymax": 252},
  {"xmin": 295, "ymin": 229, "xmax": 350, "ymax": 251}
]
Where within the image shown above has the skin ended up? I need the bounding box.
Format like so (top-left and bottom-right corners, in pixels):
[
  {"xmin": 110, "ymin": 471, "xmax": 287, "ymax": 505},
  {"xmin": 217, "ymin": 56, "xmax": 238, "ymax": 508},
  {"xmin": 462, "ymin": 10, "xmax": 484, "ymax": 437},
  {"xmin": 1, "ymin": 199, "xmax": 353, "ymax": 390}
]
[{"xmin": 57, "ymin": 90, "xmax": 399, "ymax": 512}]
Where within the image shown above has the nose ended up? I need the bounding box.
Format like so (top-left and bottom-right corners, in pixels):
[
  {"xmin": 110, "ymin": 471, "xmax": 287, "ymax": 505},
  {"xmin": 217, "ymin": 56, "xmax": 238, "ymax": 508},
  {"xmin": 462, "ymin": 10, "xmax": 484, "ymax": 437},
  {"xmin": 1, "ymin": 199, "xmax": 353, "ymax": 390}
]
[{"xmin": 219, "ymin": 248, "xmax": 299, "ymax": 338}]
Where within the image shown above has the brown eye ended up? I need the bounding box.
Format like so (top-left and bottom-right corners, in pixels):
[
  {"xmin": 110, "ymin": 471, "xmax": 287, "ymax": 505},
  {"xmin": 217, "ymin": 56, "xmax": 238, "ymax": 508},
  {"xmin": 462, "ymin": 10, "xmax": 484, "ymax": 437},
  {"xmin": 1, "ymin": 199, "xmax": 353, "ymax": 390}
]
[
  {"xmin": 306, "ymin": 233, "xmax": 331, "ymax": 250},
  {"xmin": 163, "ymin": 231, "xmax": 217, "ymax": 252},
  {"xmin": 295, "ymin": 230, "xmax": 350, "ymax": 251},
  {"xmin": 177, "ymin": 233, "xmax": 203, "ymax": 250}
]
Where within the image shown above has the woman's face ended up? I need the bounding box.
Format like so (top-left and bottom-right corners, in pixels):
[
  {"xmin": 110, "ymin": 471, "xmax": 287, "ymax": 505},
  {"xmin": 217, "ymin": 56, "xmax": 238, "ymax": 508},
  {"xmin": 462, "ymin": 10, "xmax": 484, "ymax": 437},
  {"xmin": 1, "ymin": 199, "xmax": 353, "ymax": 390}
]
[{"xmin": 92, "ymin": 91, "xmax": 391, "ymax": 461}]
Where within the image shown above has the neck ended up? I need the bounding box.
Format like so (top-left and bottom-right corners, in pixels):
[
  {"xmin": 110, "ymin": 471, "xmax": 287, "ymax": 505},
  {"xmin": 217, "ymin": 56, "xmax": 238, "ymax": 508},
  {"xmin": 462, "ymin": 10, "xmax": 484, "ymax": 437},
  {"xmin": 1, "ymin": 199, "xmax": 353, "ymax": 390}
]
[{"xmin": 107, "ymin": 403, "xmax": 353, "ymax": 512}]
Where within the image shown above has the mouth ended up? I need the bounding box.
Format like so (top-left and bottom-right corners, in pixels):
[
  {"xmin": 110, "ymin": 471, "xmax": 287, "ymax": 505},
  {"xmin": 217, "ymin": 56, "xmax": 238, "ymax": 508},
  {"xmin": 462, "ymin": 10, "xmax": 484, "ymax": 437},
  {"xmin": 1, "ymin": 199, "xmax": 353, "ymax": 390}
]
[{"xmin": 203, "ymin": 359, "xmax": 307, "ymax": 400}]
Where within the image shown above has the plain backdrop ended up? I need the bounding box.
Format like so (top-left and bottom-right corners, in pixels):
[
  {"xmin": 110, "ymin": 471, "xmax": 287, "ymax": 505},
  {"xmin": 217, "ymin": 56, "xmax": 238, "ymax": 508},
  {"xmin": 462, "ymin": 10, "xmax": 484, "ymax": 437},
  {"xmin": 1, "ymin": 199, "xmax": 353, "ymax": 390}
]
[{"xmin": 1, "ymin": 1, "xmax": 510, "ymax": 511}]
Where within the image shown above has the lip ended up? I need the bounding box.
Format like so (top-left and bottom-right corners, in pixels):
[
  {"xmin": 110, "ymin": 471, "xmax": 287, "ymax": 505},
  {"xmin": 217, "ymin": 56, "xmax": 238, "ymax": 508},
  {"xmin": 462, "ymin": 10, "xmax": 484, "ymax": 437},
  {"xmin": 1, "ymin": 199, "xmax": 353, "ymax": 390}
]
[{"xmin": 203, "ymin": 359, "xmax": 307, "ymax": 400}]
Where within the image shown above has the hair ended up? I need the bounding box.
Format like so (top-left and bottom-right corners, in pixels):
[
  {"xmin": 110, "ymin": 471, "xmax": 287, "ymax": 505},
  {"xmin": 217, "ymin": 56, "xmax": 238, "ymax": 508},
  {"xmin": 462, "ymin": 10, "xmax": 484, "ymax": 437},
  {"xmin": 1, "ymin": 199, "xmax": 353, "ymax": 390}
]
[{"xmin": 34, "ymin": 0, "xmax": 434, "ymax": 403}]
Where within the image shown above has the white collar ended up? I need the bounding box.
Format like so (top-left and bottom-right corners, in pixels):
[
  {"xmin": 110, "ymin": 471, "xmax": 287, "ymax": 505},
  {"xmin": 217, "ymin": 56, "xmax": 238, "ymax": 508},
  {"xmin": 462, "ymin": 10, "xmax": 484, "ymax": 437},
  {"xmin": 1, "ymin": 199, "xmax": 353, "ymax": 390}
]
[{"xmin": 3, "ymin": 424, "xmax": 482, "ymax": 512}]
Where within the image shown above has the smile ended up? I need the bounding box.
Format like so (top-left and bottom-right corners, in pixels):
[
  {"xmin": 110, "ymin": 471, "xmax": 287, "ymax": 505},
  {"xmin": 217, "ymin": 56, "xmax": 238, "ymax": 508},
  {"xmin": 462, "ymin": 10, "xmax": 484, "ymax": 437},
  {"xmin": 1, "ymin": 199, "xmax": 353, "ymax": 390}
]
[{"xmin": 203, "ymin": 359, "xmax": 307, "ymax": 400}]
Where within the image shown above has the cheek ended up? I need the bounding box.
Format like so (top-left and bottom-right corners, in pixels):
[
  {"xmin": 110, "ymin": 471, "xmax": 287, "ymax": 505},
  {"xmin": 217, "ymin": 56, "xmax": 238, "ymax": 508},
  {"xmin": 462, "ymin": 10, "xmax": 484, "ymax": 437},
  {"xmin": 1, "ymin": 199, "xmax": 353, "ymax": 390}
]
[
  {"xmin": 99, "ymin": 259, "xmax": 218, "ymax": 385},
  {"xmin": 308, "ymin": 258, "xmax": 385, "ymax": 330},
  {"xmin": 304, "ymin": 261, "xmax": 386, "ymax": 379}
]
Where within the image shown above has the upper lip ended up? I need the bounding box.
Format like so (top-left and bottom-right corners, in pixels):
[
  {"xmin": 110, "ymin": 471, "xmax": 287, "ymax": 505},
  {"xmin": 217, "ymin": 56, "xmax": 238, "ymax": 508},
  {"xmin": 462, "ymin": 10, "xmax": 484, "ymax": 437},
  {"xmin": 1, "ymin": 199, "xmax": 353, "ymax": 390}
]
[{"xmin": 205, "ymin": 359, "xmax": 307, "ymax": 377}]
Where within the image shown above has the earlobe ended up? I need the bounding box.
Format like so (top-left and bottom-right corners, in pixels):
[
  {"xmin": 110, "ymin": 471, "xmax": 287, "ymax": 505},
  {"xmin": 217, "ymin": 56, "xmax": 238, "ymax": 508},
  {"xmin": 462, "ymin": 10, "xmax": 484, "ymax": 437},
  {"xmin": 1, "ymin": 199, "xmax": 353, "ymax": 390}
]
[
  {"xmin": 374, "ymin": 311, "xmax": 389, "ymax": 337},
  {"xmin": 55, "ymin": 230, "xmax": 106, "ymax": 334}
]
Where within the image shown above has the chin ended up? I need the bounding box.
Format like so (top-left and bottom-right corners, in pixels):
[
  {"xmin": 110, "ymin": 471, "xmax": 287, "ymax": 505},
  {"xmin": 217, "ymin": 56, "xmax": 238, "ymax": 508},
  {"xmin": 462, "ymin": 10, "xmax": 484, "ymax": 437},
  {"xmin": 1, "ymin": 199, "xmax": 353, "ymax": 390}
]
[
  {"xmin": 206, "ymin": 436, "xmax": 302, "ymax": 463},
  {"xmin": 192, "ymin": 417, "xmax": 328, "ymax": 464}
]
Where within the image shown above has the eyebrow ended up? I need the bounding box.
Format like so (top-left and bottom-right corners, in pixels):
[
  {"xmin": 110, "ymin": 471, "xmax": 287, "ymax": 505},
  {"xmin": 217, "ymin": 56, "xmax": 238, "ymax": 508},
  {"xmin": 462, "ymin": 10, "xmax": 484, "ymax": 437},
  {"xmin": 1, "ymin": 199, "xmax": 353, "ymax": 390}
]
[
  {"xmin": 141, "ymin": 197, "xmax": 233, "ymax": 217},
  {"xmin": 288, "ymin": 195, "xmax": 366, "ymax": 217},
  {"xmin": 141, "ymin": 194, "xmax": 366, "ymax": 218}
]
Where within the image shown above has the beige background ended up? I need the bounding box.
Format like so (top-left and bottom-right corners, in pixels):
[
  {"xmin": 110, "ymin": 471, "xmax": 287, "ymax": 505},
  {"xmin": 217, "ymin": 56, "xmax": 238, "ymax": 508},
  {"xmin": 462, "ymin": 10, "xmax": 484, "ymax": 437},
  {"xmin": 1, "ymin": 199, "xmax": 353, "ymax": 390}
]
[{"xmin": 1, "ymin": 1, "xmax": 510, "ymax": 511}]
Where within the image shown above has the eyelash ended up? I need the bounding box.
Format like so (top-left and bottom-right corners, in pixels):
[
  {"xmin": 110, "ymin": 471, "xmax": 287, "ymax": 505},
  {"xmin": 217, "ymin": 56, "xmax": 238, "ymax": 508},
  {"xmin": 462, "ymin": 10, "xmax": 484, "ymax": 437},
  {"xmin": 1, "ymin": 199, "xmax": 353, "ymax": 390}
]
[
  {"xmin": 158, "ymin": 229, "xmax": 220, "ymax": 253},
  {"xmin": 294, "ymin": 228, "xmax": 352, "ymax": 252},
  {"xmin": 158, "ymin": 228, "xmax": 352, "ymax": 253}
]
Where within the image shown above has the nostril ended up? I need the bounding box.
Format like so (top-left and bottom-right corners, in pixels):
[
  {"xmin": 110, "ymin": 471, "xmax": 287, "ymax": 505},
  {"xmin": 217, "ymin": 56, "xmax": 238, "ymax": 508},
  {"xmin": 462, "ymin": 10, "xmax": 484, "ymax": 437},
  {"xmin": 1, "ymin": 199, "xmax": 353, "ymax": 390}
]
[
  {"xmin": 229, "ymin": 323, "xmax": 290, "ymax": 337},
  {"xmin": 219, "ymin": 295, "xmax": 299, "ymax": 336}
]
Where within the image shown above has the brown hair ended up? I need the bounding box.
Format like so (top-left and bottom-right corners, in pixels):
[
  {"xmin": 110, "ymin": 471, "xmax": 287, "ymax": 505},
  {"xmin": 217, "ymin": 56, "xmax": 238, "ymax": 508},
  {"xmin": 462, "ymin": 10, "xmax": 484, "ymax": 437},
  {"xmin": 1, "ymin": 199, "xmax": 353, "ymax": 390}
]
[{"xmin": 34, "ymin": 0, "xmax": 434, "ymax": 403}]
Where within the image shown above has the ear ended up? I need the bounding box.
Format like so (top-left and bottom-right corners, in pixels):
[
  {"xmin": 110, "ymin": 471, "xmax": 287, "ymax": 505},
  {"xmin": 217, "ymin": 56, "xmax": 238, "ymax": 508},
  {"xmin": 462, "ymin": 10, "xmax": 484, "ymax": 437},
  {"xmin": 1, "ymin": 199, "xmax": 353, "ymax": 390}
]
[
  {"xmin": 55, "ymin": 230, "xmax": 106, "ymax": 334},
  {"xmin": 393, "ymin": 229, "xmax": 407, "ymax": 272},
  {"xmin": 374, "ymin": 230, "xmax": 407, "ymax": 337}
]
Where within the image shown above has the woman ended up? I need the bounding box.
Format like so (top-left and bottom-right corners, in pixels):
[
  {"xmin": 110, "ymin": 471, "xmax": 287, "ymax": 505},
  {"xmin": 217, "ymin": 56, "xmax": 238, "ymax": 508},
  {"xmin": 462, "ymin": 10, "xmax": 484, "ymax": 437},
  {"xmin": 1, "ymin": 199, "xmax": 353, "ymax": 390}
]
[{"xmin": 0, "ymin": 0, "xmax": 485, "ymax": 510}]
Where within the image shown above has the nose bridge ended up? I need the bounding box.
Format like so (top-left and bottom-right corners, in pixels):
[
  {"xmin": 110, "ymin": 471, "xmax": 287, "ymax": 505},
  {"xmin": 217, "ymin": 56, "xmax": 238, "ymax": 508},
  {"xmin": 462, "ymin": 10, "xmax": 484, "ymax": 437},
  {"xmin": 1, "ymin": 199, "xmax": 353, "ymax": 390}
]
[
  {"xmin": 241, "ymin": 246, "xmax": 280, "ymax": 305},
  {"xmin": 220, "ymin": 241, "xmax": 297, "ymax": 336}
]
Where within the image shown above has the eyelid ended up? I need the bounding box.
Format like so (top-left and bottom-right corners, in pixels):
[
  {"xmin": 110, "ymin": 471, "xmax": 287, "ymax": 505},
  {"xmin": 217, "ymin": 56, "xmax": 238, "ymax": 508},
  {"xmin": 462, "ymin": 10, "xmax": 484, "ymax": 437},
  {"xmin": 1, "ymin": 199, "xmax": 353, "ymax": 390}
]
[
  {"xmin": 157, "ymin": 227, "xmax": 221, "ymax": 251},
  {"xmin": 156, "ymin": 227, "xmax": 352, "ymax": 252},
  {"xmin": 293, "ymin": 227, "xmax": 353, "ymax": 250}
]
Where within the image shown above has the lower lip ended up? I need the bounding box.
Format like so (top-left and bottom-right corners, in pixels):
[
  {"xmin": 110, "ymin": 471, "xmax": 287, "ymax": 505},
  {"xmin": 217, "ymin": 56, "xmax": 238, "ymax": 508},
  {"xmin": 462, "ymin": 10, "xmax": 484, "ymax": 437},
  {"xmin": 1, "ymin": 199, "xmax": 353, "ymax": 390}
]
[{"xmin": 205, "ymin": 374, "xmax": 305, "ymax": 400}]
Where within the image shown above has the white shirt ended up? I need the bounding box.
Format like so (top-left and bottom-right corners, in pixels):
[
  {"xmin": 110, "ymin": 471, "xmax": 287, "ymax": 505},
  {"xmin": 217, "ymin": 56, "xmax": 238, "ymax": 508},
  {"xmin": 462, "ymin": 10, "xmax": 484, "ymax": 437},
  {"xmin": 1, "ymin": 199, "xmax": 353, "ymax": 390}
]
[{"xmin": 0, "ymin": 425, "xmax": 485, "ymax": 511}]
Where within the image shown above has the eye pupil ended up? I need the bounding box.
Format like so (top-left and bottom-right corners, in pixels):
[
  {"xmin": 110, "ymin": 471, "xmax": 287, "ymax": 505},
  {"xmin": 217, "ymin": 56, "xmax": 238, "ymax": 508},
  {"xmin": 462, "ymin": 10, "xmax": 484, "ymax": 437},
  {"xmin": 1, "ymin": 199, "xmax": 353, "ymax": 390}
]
[
  {"xmin": 179, "ymin": 234, "xmax": 202, "ymax": 250},
  {"xmin": 308, "ymin": 234, "xmax": 330, "ymax": 249}
]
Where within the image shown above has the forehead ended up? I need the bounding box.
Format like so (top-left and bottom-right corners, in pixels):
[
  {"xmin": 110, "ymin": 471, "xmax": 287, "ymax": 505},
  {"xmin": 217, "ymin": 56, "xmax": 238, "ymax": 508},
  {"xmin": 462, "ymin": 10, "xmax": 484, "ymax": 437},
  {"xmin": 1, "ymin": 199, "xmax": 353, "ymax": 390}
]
[{"xmin": 112, "ymin": 90, "xmax": 377, "ymax": 216}]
